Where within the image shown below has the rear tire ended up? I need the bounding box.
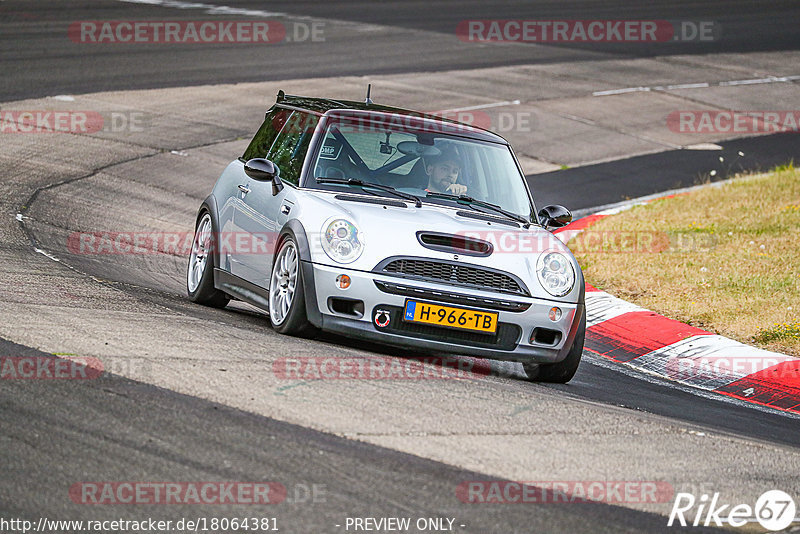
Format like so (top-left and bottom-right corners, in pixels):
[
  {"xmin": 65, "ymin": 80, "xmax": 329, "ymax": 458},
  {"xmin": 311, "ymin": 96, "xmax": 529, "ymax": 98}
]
[
  {"xmin": 268, "ymin": 235, "xmax": 318, "ymax": 338},
  {"xmin": 187, "ymin": 212, "xmax": 230, "ymax": 308},
  {"xmin": 523, "ymin": 307, "xmax": 585, "ymax": 383}
]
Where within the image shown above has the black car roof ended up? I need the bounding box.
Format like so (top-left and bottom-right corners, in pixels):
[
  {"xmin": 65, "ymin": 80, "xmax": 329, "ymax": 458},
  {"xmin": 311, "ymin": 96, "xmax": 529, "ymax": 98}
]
[{"xmin": 275, "ymin": 92, "xmax": 509, "ymax": 144}]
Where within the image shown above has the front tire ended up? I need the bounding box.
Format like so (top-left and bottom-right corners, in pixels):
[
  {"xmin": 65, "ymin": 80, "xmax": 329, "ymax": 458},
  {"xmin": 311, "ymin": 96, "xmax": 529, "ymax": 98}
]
[
  {"xmin": 268, "ymin": 235, "xmax": 317, "ymax": 338},
  {"xmin": 187, "ymin": 212, "xmax": 230, "ymax": 308},
  {"xmin": 523, "ymin": 307, "xmax": 585, "ymax": 383}
]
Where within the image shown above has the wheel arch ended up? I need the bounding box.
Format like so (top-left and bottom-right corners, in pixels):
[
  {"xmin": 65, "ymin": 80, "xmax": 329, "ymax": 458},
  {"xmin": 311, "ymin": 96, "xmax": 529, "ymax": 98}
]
[
  {"xmin": 276, "ymin": 219, "xmax": 322, "ymax": 328},
  {"xmin": 276, "ymin": 218, "xmax": 313, "ymax": 262},
  {"xmin": 196, "ymin": 194, "xmax": 223, "ymax": 270}
]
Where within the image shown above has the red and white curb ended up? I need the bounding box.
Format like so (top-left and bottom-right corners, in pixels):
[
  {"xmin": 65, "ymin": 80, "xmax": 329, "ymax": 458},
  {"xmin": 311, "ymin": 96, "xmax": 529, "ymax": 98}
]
[{"xmin": 555, "ymin": 207, "xmax": 800, "ymax": 416}]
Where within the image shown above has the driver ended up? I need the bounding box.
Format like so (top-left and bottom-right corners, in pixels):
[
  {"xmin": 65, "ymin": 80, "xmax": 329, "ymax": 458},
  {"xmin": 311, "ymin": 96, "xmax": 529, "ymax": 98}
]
[{"xmin": 424, "ymin": 147, "xmax": 467, "ymax": 196}]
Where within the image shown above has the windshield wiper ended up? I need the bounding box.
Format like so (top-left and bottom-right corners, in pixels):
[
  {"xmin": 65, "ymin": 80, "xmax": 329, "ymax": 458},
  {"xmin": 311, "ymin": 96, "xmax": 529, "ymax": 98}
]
[
  {"xmin": 425, "ymin": 192, "xmax": 529, "ymax": 226},
  {"xmin": 316, "ymin": 177, "xmax": 422, "ymax": 207}
]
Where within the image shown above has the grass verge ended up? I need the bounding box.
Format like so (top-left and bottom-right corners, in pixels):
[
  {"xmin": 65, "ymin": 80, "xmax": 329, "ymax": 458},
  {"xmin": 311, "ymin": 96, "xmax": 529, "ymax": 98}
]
[{"xmin": 568, "ymin": 164, "xmax": 799, "ymax": 357}]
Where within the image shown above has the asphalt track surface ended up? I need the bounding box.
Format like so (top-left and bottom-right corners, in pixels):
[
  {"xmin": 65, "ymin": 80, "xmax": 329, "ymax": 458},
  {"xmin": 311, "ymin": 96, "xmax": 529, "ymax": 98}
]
[
  {"xmin": 530, "ymin": 133, "xmax": 800, "ymax": 211},
  {"xmin": 1, "ymin": 0, "xmax": 800, "ymax": 101},
  {"xmin": 2, "ymin": 1, "xmax": 800, "ymax": 533},
  {"xmin": 1, "ymin": 338, "xmax": 721, "ymax": 533}
]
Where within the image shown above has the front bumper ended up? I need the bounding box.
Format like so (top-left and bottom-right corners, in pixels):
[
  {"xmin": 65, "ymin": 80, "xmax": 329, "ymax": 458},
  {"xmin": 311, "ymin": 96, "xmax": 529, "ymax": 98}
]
[{"xmin": 308, "ymin": 262, "xmax": 584, "ymax": 364}]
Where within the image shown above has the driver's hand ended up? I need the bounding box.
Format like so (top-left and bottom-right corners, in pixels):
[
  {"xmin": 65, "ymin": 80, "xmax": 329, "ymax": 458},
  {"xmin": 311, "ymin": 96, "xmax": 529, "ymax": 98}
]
[{"xmin": 446, "ymin": 183, "xmax": 468, "ymax": 196}]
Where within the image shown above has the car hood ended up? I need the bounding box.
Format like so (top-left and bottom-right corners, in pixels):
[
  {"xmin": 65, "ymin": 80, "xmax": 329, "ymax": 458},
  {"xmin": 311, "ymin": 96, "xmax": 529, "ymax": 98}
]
[{"xmin": 288, "ymin": 190, "xmax": 582, "ymax": 303}]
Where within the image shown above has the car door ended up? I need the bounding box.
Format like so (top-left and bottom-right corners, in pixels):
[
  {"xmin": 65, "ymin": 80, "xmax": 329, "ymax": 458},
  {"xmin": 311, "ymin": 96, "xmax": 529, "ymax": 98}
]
[
  {"xmin": 219, "ymin": 108, "xmax": 290, "ymax": 280},
  {"xmin": 233, "ymin": 110, "xmax": 319, "ymax": 287}
]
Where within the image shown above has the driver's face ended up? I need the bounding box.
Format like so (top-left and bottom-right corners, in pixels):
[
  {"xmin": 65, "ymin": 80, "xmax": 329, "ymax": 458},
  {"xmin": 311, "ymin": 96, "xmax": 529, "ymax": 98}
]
[{"xmin": 427, "ymin": 161, "xmax": 460, "ymax": 192}]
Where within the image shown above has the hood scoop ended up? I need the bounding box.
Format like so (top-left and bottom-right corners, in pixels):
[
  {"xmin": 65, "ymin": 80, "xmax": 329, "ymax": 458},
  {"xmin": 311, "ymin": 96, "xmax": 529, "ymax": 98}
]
[{"xmin": 416, "ymin": 231, "xmax": 493, "ymax": 257}]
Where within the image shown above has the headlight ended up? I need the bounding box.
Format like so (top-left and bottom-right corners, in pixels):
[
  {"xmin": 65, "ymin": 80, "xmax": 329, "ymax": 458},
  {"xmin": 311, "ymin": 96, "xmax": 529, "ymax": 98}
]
[
  {"xmin": 536, "ymin": 252, "xmax": 575, "ymax": 297},
  {"xmin": 321, "ymin": 218, "xmax": 364, "ymax": 263}
]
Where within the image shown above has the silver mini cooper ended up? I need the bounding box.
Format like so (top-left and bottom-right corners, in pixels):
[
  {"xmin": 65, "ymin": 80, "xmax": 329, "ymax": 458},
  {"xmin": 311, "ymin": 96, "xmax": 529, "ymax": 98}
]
[{"xmin": 188, "ymin": 92, "xmax": 586, "ymax": 382}]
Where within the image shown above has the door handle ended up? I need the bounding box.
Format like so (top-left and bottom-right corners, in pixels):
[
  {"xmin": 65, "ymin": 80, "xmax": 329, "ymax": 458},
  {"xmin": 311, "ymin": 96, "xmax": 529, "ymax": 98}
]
[{"xmin": 238, "ymin": 184, "xmax": 251, "ymax": 194}]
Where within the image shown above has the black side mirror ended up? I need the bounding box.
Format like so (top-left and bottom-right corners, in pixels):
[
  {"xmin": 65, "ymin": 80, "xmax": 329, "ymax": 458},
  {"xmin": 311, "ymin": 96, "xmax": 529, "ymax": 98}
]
[
  {"xmin": 538, "ymin": 204, "xmax": 572, "ymax": 229},
  {"xmin": 244, "ymin": 158, "xmax": 283, "ymax": 195}
]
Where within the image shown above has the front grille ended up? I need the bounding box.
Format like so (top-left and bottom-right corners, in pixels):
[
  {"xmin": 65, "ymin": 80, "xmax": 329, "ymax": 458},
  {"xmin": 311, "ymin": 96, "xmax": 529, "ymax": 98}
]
[
  {"xmin": 375, "ymin": 305, "xmax": 521, "ymax": 350},
  {"xmin": 380, "ymin": 258, "xmax": 528, "ymax": 296}
]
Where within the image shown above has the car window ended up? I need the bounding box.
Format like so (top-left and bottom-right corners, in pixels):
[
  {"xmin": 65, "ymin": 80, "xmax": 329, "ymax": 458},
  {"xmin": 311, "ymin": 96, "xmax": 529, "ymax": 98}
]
[
  {"xmin": 308, "ymin": 117, "xmax": 533, "ymax": 218},
  {"xmin": 241, "ymin": 108, "xmax": 292, "ymax": 161},
  {"xmin": 313, "ymin": 129, "xmax": 418, "ymax": 182},
  {"xmin": 345, "ymin": 131, "xmax": 418, "ymax": 173},
  {"xmin": 267, "ymin": 111, "xmax": 320, "ymax": 186}
]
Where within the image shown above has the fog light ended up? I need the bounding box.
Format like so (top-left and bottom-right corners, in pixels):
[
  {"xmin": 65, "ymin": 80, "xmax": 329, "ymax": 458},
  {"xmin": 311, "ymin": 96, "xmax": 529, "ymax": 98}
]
[
  {"xmin": 336, "ymin": 274, "xmax": 351, "ymax": 289},
  {"xmin": 548, "ymin": 307, "xmax": 562, "ymax": 321}
]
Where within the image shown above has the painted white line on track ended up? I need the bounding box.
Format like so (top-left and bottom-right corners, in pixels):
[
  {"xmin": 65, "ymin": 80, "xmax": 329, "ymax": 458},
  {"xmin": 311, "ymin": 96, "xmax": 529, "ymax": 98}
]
[
  {"xmin": 720, "ymin": 75, "xmax": 800, "ymax": 86},
  {"xmin": 593, "ymin": 87, "xmax": 649, "ymax": 96},
  {"xmin": 664, "ymin": 82, "xmax": 710, "ymax": 90},
  {"xmin": 684, "ymin": 143, "xmax": 723, "ymax": 150},
  {"xmin": 34, "ymin": 248, "xmax": 61, "ymax": 262},
  {"xmin": 595, "ymin": 204, "xmax": 636, "ymax": 216},
  {"xmin": 118, "ymin": 0, "xmax": 286, "ymax": 17},
  {"xmin": 115, "ymin": 0, "xmax": 418, "ymax": 34},
  {"xmin": 439, "ymin": 100, "xmax": 521, "ymax": 113},
  {"xmin": 593, "ymin": 74, "xmax": 800, "ymax": 97}
]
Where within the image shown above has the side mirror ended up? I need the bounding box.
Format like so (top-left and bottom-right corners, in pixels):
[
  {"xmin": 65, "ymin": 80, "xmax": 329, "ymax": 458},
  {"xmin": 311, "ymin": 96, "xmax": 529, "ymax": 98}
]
[
  {"xmin": 538, "ymin": 204, "xmax": 572, "ymax": 229},
  {"xmin": 244, "ymin": 158, "xmax": 283, "ymax": 195}
]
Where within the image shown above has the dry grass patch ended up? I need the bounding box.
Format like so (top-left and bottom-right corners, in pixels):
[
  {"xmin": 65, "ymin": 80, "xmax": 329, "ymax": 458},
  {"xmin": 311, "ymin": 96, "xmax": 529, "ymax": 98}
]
[{"xmin": 569, "ymin": 164, "xmax": 800, "ymax": 356}]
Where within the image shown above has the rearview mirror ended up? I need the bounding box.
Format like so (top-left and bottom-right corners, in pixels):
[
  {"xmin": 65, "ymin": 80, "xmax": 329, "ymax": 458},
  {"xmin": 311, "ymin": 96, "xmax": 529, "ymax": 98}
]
[
  {"xmin": 396, "ymin": 141, "xmax": 441, "ymax": 158},
  {"xmin": 538, "ymin": 204, "xmax": 572, "ymax": 229},
  {"xmin": 244, "ymin": 158, "xmax": 283, "ymax": 195}
]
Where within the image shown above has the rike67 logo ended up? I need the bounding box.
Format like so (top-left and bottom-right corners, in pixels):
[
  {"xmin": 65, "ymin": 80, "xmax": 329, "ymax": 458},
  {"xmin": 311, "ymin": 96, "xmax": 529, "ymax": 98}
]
[{"xmin": 668, "ymin": 490, "xmax": 797, "ymax": 531}]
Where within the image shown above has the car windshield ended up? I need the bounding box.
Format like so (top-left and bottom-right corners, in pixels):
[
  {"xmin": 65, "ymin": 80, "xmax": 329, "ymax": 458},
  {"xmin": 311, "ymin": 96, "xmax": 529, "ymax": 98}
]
[{"xmin": 307, "ymin": 114, "xmax": 534, "ymax": 219}]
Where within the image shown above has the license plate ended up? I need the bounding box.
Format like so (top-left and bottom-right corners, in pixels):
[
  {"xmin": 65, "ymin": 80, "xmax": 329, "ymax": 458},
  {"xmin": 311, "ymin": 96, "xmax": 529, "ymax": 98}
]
[{"xmin": 403, "ymin": 300, "xmax": 498, "ymax": 334}]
